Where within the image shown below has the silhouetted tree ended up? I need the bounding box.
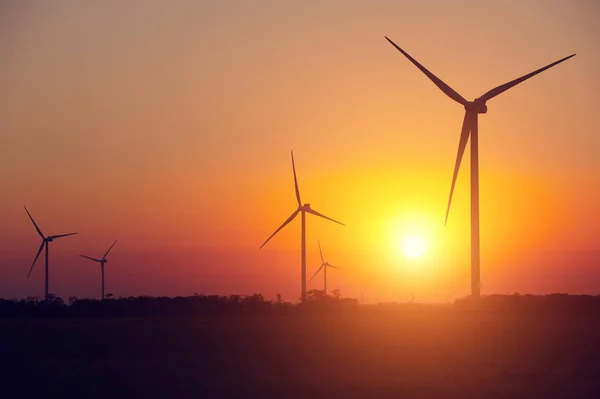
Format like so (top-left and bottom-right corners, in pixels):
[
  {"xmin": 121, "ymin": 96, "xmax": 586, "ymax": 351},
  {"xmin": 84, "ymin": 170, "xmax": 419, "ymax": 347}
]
[
  {"xmin": 44, "ymin": 293, "xmax": 64, "ymax": 306},
  {"xmin": 305, "ymin": 289, "xmax": 326, "ymax": 302},
  {"xmin": 331, "ymin": 289, "xmax": 341, "ymax": 300},
  {"xmin": 4, "ymin": 292, "xmax": 597, "ymax": 319}
]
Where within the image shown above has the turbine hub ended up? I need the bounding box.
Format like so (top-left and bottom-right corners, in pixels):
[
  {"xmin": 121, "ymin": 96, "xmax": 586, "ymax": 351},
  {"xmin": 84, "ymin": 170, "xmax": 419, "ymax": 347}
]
[
  {"xmin": 465, "ymin": 100, "xmax": 487, "ymax": 114},
  {"xmin": 303, "ymin": 203, "xmax": 311, "ymax": 210}
]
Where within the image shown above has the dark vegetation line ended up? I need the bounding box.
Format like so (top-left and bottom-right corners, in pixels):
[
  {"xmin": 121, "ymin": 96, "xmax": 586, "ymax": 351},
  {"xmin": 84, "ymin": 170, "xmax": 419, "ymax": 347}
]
[{"xmin": 1, "ymin": 292, "xmax": 599, "ymax": 318}]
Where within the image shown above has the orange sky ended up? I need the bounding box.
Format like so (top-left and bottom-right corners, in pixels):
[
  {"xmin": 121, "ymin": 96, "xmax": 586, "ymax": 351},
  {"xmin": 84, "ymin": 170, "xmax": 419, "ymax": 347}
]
[{"xmin": 0, "ymin": 1, "xmax": 598, "ymax": 302}]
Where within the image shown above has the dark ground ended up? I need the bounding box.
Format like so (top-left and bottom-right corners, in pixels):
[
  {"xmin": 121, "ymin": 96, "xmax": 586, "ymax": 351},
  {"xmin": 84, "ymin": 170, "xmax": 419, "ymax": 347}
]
[{"xmin": 1, "ymin": 309, "xmax": 600, "ymax": 398}]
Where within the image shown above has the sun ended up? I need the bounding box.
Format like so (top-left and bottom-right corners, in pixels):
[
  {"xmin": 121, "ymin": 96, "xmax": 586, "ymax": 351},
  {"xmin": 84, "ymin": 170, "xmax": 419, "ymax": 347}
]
[{"xmin": 401, "ymin": 236, "xmax": 426, "ymax": 258}]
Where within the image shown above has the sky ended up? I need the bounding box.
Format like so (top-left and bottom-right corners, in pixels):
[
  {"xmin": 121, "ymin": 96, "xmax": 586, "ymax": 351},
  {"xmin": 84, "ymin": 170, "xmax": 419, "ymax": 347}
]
[{"xmin": 0, "ymin": 0, "xmax": 598, "ymax": 302}]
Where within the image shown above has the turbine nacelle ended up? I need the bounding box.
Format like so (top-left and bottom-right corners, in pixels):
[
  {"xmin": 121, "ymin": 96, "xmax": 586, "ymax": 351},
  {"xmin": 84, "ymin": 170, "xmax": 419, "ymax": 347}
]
[
  {"xmin": 302, "ymin": 203, "xmax": 312, "ymax": 211},
  {"xmin": 24, "ymin": 207, "xmax": 78, "ymax": 287},
  {"xmin": 465, "ymin": 101, "xmax": 488, "ymax": 114},
  {"xmin": 80, "ymin": 240, "xmax": 116, "ymax": 267},
  {"xmin": 385, "ymin": 35, "xmax": 575, "ymax": 299}
]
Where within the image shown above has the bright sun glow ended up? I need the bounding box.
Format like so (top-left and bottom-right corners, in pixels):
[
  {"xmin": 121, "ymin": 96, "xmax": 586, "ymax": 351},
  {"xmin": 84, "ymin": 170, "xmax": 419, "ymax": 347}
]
[{"xmin": 401, "ymin": 236, "xmax": 426, "ymax": 258}]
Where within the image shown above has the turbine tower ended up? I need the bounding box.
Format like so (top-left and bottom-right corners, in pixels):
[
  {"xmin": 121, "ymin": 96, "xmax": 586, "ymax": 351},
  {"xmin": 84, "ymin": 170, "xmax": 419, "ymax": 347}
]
[
  {"xmin": 385, "ymin": 36, "xmax": 575, "ymax": 299},
  {"xmin": 260, "ymin": 151, "xmax": 345, "ymax": 301},
  {"xmin": 309, "ymin": 240, "xmax": 340, "ymax": 295},
  {"xmin": 80, "ymin": 240, "xmax": 117, "ymax": 300},
  {"xmin": 25, "ymin": 206, "xmax": 78, "ymax": 300}
]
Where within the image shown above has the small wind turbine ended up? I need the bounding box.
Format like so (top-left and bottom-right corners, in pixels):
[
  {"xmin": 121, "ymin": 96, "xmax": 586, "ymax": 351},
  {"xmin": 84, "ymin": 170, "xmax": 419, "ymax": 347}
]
[
  {"xmin": 25, "ymin": 206, "xmax": 78, "ymax": 300},
  {"xmin": 385, "ymin": 36, "xmax": 575, "ymax": 299},
  {"xmin": 309, "ymin": 240, "xmax": 340, "ymax": 295},
  {"xmin": 80, "ymin": 240, "xmax": 117, "ymax": 300},
  {"xmin": 260, "ymin": 151, "xmax": 345, "ymax": 301}
]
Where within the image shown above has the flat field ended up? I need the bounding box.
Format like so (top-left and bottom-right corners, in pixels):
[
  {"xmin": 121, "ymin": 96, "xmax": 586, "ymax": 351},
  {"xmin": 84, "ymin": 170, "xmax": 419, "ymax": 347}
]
[{"xmin": 1, "ymin": 309, "xmax": 599, "ymax": 398}]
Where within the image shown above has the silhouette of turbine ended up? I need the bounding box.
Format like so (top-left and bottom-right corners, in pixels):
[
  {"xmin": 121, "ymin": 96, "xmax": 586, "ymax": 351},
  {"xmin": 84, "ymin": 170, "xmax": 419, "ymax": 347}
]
[
  {"xmin": 260, "ymin": 151, "xmax": 345, "ymax": 302},
  {"xmin": 309, "ymin": 240, "xmax": 340, "ymax": 295},
  {"xmin": 25, "ymin": 206, "xmax": 78, "ymax": 300},
  {"xmin": 385, "ymin": 36, "xmax": 575, "ymax": 299},
  {"xmin": 80, "ymin": 240, "xmax": 117, "ymax": 300}
]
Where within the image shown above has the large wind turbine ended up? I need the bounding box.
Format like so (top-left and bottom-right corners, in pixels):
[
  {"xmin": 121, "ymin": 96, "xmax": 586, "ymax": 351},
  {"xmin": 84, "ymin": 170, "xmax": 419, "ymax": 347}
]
[
  {"xmin": 385, "ymin": 36, "xmax": 575, "ymax": 299},
  {"xmin": 309, "ymin": 240, "xmax": 341, "ymax": 295},
  {"xmin": 80, "ymin": 240, "xmax": 117, "ymax": 300},
  {"xmin": 260, "ymin": 151, "xmax": 345, "ymax": 301},
  {"xmin": 25, "ymin": 206, "xmax": 78, "ymax": 300}
]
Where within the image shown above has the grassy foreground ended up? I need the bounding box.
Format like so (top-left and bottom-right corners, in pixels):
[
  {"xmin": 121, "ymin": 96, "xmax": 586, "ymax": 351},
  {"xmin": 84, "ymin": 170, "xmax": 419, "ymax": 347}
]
[{"xmin": 1, "ymin": 305, "xmax": 599, "ymax": 398}]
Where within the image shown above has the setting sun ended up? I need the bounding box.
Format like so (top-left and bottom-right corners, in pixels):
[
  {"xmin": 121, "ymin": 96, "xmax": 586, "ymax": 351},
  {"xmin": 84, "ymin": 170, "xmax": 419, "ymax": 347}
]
[{"xmin": 402, "ymin": 236, "xmax": 426, "ymax": 259}]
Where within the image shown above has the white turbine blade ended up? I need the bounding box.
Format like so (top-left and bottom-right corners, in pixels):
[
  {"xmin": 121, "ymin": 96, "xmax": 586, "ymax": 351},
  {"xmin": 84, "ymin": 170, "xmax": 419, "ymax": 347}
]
[
  {"xmin": 102, "ymin": 240, "xmax": 118, "ymax": 260},
  {"xmin": 318, "ymin": 240, "xmax": 324, "ymax": 264},
  {"xmin": 50, "ymin": 232, "xmax": 78, "ymax": 239},
  {"xmin": 291, "ymin": 151, "xmax": 302, "ymax": 207},
  {"xmin": 27, "ymin": 241, "xmax": 45, "ymax": 279},
  {"xmin": 385, "ymin": 36, "xmax": 467, "ymax": 106},
  {"xmin": 478, "ymin": 54, "xmax": 575, "ymax": 103},
  {"xmin": 24, "ymin": 206, "xmax": 44, "ymax": 238},
  {"xmin": 309, "ymin": 264, "xmax": 325, "ymax": 282},
  {"xmin": 305, "ymin": 208, "xmax": 345, "ymax": 226},
  {"xmin": 259, "ymin": 209, "xmax": 300, "ymax": 249},
  {"xmin": 80, "ymin": 255, "xmax": 101, "ymax": 262},
  {"xmin": 445, "ymin": 111, "xmax": 472, "ymax": 225},
  {"xmin": 327, "ymin": 264, "xmax": 341, "ymax": 270}
]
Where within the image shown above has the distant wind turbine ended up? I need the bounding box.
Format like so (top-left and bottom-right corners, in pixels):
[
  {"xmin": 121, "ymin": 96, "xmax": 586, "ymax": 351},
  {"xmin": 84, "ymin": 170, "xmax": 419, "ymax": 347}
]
[
  {"xmin": 385, "ymin": 36, "xmax": 575, "ymax": 299},
  {"xmin": 80, "ymin": 240, "xmax": 117, "ymax": 300},
  {"xmin": 25, "ymin": 206, "xmax": 78, "ymax": 300},
  {"xmin": 260, "ymin": 151, "xmax": 345, "ymax": 301},
  {"xmin": 309, "ymin": 240, "xmax": 340, "ymax": 295}
]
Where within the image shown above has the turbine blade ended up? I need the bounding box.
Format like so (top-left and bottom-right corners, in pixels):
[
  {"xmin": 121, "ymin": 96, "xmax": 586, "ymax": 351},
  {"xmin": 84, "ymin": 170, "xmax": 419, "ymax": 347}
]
[
  {"xmin": 445, "ymin": 111, "xmax": 472, "ymax": 225},
  {"xmin": 24, "ymin": 207, "xmax": 44, "ymax": 238},
  {"xmin": 478, "ymin": 54, "xmax": 576, "ymax": 103},
  {"xmin": 291, "ymin": 151, "xmax": 302, "ymax": 207},
  {"xmin": 27, "ymin": 241, "xmax": 45, "ymax": 279},
  {"xmin": 51, "ymin": 233, "xmax": 78, "ymax": 239},
  {"xmin": 259, "ymin": 209, "xmax": 300, "ymax": 249},
  {"xmin": 305, "ymin": 208, "xmax": 345, "ymax": 226},
  {"xmin": 309, "ymin": 264, "xmax": 325, "ymax": 282},
  {"xmin": 385, "ymin": 36, "xmax": 467, "ymax": 106},
  {"xmin": 318, "ymin": 240, "xmax": 324, "ymax": 264},
  {"xmin": 80, "ymin": 255, "xmax": 101, "ymax": 262},
  {"xmin": 328, "ymin": 264, "xmax": 341, "ymax": 270},
  {"xmin": 102, "ymin": 240, "xmax": 118, "ymax": 260}
]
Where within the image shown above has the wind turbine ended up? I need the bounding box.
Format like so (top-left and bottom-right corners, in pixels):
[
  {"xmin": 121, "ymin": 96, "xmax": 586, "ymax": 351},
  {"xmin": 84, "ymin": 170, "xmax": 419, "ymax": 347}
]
[
  {"xmin": 309, "ymin": 240, "xmax": 341, "ymax": 295},
  {"xmin": 80, "ymin": 240, "xmax": 117, "ymax": 300},
  {"xmin": 25, "ymin": 206, "xmax": 78, "ymax": 300},
  {"xmin": 385, "ymin": 36, "xmax": 575, "ymax": 299},
  {"xmin": 260, "ymin": 151, "xmax": 345, "ymax": 301}
]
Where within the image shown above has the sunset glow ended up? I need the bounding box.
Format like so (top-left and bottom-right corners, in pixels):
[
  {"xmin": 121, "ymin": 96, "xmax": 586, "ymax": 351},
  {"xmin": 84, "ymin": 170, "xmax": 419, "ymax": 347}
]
[
  {"xmin": 3, "ymin": 3, "xmax": 600, "ymax": 398},
  {"xmin": 0, "ymin": 1, "xmax": 598, "ymax": 303},
  {"xmin": 401, "ymin": 236, "xmax": 426, "ymax": 259}
]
